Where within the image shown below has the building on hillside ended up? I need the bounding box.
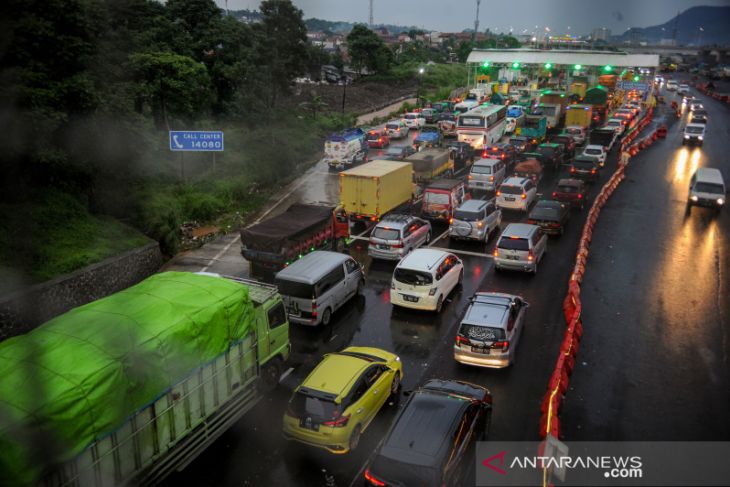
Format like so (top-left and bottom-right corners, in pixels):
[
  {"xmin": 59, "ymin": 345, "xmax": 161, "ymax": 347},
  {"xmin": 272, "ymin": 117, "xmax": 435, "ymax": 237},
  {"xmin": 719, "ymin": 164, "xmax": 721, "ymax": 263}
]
[{"xmin": 591, "ymin": 28, "xmax": 611, "ymax": 42}]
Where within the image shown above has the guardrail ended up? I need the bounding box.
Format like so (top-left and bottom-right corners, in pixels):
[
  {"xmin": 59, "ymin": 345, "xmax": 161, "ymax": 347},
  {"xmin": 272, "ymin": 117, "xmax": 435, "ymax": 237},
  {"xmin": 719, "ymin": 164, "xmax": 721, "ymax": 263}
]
[
  {"xmin": 539, "ymin": 107, "xmax": 658, "ymax": 451},
  {"xmin": 694, "ymin": 82, "xmax": 730, "ymax": 105}
]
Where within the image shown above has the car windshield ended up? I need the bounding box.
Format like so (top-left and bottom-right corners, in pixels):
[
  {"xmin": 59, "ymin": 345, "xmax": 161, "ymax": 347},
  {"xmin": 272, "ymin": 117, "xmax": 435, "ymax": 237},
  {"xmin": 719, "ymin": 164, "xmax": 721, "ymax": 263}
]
[
  {"xmin": 453, "ymin": 209, "xmax": 481, "ymax": 221},
  {"xmin": 498, "ymin": 236, "xmax": 529, "ymax": 250},
  {"xmin": 289, "ymin": 391, "xmax": 337, "ymax": 420},
  {"xmin": 471, "ymin": 165, "xmax": 492, "ymax": 174},
  {"xmin": 394, "ymin": 268, "xmax": 433, "ymax": 286},
  {"xmin": 367, "ymin": 133, "xmax": 381, "ymax": 140},
  {"xmin": 585, "ymin": 148, "xmax": 602, "ymax": 155},
  {"xmin": 459, "ymin": 323, "xmax": 506, "ymax": 341},
  {"xmin": 694, "ymin": 182, "xmax": 724, "ymax": 194},
  {"xmin": 424, "ymin": 191, "xmax": 450, "ymax": 204},
  {"xmin": 499, "ymin": 185, "xmax": 523, "ymax": 195},
  {"xmin": 685, "ymin": 126, "xmax": 704, "ymax": 134},
  {"xmin": 510, "ymin": 138, "xmax": 525, "ymax": 146},
  {"xmin": 372, "ymin": 227, "xmax": 400, "ymax": 240},
  {"xmin": 275, "ymin": 278, "xmax": 315, "ymax": 299}
]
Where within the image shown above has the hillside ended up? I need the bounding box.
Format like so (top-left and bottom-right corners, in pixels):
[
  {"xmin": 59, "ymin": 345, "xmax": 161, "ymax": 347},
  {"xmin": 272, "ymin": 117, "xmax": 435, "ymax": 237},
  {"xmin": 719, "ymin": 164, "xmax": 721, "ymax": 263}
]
[{"xmin": 616, "ymin": 6, "xmax": 730, "ymax": 45}]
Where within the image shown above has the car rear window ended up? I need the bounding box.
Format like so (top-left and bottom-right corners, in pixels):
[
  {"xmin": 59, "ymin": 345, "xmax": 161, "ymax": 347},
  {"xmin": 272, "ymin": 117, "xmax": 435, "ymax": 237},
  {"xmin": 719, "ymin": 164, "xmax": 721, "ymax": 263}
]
[
  {"xmin": 471, "ymin": 165, "xmax": 492, "ymax": 174},
  {"xmin": 530, "ymin": 208, "xmax": 558, "ymax": 220},
  {"xmin": 498, "ymin": 236, "xmax": 529, "ymax": 250},
  {"xmin": 499, "ymin": 185, "xmax": 523, "ymax": 195},
  {"xmin": 572, "ymin": 160, "xmax": 595, "ymax": 169},
  {"xmin": 275, "ymin": 278, "xmax": 315, "ymax": 299},
  {"xmin": 585, "ymin": 148, "xmax": 602, "ymax": 155},
  {"xmin": 289, "ymin": 390, "xmax": 337, "ymax": 420},
  {"xmin": 386, "ymin": 123, "xmax": 400, "ymax": 130},
  {"xmin": 453, "ymin": 209, "xmax": 481, "ymax": 221},
  {"xmin": 394, "ymin": 268, "xmax": 433, "ymax": 286},
  {"xmin": 372, "ymin": 227, "xmax": 401, "ymax": 240},
  {"xmin": 538, "ymin": 147, "xmax": 555, "ymax": 155},
  {"xmin": 459, "ymin": 323, "xmax": 505, "ymax": 341},
  {"xmin": 558, "ymin": 184, "xmax": 579, "ymax": 193},
  {"xmin": 694, "ymin": 182, "xmax": 724, "ymax": 194}
]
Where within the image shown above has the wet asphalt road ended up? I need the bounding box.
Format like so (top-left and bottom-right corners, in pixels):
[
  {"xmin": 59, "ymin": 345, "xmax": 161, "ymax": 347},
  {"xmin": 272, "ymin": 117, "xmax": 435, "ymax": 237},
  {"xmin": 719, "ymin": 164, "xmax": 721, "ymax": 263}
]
[
  {"xmin": 561, "ymin": 77, "xmax": 730, "ymax": 440},
  {"xmin": 163, "ymin": 114, "xmax": 636, "ymax": 486}
]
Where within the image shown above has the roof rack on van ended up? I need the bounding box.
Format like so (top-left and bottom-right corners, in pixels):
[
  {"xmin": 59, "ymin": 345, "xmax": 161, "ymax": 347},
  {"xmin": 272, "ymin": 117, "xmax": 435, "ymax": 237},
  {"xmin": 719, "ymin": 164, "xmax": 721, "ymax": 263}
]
[{"xmin": 223, "ymin": 275, "xmax": 280, "ymax": 304}]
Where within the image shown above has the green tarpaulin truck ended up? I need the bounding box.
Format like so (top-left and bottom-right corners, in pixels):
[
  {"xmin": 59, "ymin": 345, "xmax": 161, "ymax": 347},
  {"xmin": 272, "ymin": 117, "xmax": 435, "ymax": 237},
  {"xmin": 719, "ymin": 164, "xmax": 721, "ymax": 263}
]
[{"xmin": 0, "ymin": 271, "xmax": 290, "ymax": 486}]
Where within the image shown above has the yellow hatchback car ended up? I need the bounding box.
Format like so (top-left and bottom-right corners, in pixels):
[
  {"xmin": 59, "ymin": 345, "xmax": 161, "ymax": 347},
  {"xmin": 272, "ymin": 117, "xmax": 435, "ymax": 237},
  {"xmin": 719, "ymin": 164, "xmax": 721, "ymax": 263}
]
[{"xmin": 282, "ymin": 346, "xmax": 402, "ymax": 454}]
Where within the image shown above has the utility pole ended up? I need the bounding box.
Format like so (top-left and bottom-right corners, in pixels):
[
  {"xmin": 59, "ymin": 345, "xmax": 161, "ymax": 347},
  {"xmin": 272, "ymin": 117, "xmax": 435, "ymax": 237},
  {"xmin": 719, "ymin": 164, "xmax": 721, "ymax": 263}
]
[
  {"xmin": 224, "ymin": 0, "xmax": 229, "ymax": 16},
  {"xmin": 472, "ymin": 0, "xmax": 481, "ymax": 43},
  {"xmin": 369, "ymin": 0, "xmax": 374, "ymax": 27}
]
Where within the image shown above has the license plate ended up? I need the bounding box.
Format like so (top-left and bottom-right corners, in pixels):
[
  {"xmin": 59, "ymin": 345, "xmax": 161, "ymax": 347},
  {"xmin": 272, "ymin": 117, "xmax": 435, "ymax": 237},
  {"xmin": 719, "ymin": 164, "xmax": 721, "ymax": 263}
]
[
  {"xmin": 378, "ymin": 244, "xmax": 389, "ymax": 250},
  {"xmin": 507, "ymin": 255, "xmax": 519, "ymax": 260},
  {"xmin": 505, "ymin": 197, "xmax": 515, "ymax": 201},
  {"xmin": 471, "ymin": 346, "xmax": 490, "ymax": 354},
  {"xmin": 300, "ymin": 418, "xmax": 319, "ymax": 431},
  {"xmin": 403, "ymin": 295, "xmax": 419, "ymax": 303},
  {"xmin": 287, "ymin": 308, "xmax": 301, "ymax": 316}
]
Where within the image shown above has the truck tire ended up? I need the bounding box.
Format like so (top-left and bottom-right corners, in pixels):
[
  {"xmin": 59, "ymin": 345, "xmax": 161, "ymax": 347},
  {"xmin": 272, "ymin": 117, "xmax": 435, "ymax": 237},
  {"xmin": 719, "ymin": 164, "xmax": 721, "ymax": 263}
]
[
  {"xmin": 259, "ymin": 358, "xmax": 282, "ymax": 393},
  {"xmin": 349, "ymin": 425, "xmax": 362, "ymax": 451},
  {"xmin": 321, "ymin": 307, "xmax": 332, "ymax": 326}
]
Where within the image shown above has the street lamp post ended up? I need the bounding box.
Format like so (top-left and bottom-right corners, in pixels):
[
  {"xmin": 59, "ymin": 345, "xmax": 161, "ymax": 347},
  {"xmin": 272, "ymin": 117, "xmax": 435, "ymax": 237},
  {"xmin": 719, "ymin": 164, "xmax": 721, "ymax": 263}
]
[{"xmin": 417, "ymin": 67, "xmax": 425, "ymax": 108}]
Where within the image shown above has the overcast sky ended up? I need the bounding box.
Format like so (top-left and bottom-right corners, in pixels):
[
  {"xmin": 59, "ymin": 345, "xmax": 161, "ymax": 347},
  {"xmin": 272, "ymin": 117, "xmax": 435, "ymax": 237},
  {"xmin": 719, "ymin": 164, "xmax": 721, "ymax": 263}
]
[{"xmin": 216, "ymin": 0, "xmax": 730, "ymax": 35}]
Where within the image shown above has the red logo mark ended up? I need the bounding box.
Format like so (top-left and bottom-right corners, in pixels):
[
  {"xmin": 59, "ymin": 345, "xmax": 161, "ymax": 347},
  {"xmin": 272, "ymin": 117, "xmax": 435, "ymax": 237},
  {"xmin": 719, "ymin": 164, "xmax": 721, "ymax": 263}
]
[{"xmin": 482, "ymin": 450, "xmax": 508, "ymax": 475}]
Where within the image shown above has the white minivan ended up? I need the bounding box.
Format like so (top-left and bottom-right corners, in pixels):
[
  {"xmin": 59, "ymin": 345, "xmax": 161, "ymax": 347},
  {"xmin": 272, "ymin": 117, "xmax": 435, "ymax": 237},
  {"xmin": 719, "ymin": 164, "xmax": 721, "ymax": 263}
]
[
  {"xmin": 468, "ymin": 158, "xmax": 506, "ymax": 192},
  {"xmin": 390, "ymin": 249, "xmax": 463, "ymax": 313},
  {"xmin": 688, "ymin": 168, "xmax": 725, "ymax": 212},
  {"xmin": 275, "ymin": 251, "xmax": 363, "ymax": 326}
]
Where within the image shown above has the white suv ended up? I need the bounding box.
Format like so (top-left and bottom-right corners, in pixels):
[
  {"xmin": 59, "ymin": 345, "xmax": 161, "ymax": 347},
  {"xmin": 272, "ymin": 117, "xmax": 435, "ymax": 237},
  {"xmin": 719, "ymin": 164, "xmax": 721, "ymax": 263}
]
[
  {"xmin": 391, "ymin": 249, "xmax": 463, "ymax": 312},
  {"xmin": 402, "ymin": 112, "xmax": 425, "ymax": 129},
  {"xmin": 582, "ymin": 144, "xmax": 607, "ymax": 167},
  {"xmin": 496, "ymin": 177, "xmax": 537, "ymax": 212}
]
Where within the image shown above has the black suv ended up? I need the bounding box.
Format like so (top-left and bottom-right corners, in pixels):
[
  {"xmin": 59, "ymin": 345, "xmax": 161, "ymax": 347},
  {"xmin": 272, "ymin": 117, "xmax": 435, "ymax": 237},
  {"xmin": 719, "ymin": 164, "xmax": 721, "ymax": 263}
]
[
  {"xmin": 481, "ymin": 143, "xmax": 517, "ymax": 167},
  {"xmin": 535, "ymin": 143, "xmax": 565, "ymax": 171},
  {"xmin": 364, "ymin": 379, "xmax": 492, "ymax": 487}
]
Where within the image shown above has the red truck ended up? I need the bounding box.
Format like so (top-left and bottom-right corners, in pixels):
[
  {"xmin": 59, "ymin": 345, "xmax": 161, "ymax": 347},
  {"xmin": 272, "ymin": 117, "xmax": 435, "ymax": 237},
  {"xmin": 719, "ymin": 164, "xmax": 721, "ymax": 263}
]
[{"xmin": 241, "ymin": 203, "xmax": 349, "ymax": 275}]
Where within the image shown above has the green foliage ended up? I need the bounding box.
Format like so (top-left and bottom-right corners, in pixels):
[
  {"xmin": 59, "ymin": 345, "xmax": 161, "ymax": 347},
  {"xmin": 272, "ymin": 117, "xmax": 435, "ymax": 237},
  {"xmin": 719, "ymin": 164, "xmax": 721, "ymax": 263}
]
[
  {"xmin": 347, "ymin": 24, "xmax": 392, "ymax": 74},
  {"xmin": 129, "ymin": 51, "xmax": 211, "ymax": 127},
  {"xmin": 0, "ymin": 191, "xmax": 150, "ymax": 285}
]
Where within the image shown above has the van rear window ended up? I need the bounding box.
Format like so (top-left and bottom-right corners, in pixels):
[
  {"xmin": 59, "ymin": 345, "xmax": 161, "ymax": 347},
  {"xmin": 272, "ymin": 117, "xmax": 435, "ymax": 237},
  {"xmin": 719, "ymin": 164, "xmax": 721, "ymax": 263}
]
[
  {"xmin": 498, "ymin": 237, "xmax": 529, "ymax": 251},
  {"xmin": 424, "ymin": 192, "xmax": 450, "ymax": 204},
  {"xmin": 459, "ymin": 324, "xmax": 505, "ymax": 341},
  {"xmin": 372, "ymin": 227, "xmax": 400, "ymax": 240},
  {"xmin": 453, "ymin": 209, "xmax": 481, "ymax": 221},
  {"xmin": 394, "ymin": 268, "xmax": 433, "ymax": 286},
  {"xmin": 499, "ymin": 185, "xmax": 523, "ymax": 195},
  {"xmin": 275, "ymin": 278, "xmax": 315, "ymax": 299},
  {"xmin": 471, "ymin": 165, "xmax": 492, "ymax": 175}
]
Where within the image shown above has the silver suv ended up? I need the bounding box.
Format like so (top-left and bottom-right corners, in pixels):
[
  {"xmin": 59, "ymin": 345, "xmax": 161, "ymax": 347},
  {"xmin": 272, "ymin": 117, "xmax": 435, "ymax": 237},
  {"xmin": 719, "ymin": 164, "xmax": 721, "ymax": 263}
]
[
  {"xmin": 449, "ymin": 198, "xmax": 501, "ymax": 242},
  {"xmin": 368, "ymin": 214, "xmax": 432, "ymax": 261},
  {"xmin": 493, "ymin": 223, "xmax": 547, "ymax": 274},
  {"xmin": 453, "ymin": 292, "xmax": 528, "ymax": 368}
]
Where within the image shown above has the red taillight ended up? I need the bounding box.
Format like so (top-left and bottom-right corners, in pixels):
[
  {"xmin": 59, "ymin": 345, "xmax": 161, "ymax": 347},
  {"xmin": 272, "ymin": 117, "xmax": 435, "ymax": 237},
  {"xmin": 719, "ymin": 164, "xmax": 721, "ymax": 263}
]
[
  {"xmin": 468, "ymin": 174, "xmax": 473, "ymax": 180},
  {"xmin": 391, "ymin": 242, "xmax": 404, "ymax": 248},
  {"xmin": 493, "ymin": 249, "xmax": 499, "ymax": 257},
  {"xmin": 449, "ymin": 217, "xmax": 454, "ymax": 224},
  {"xmin": 578, "ymin": 193, "xmax": 583, "ymax": 199},
  {"xmin": 492, "ymin": 340, "xmax": 510, "ymax": 351},
  {"xmin": 570, "ymin": 167, "xmax": 576, "ymax": 173},
  {"xmin": 496, "ymin": 190, "xmax": 501, "ymax": 196},
  {"xmin": 501, "ymin": 154, "xmax": 505, "ymax": 159},
  {"xmin": 365, "ymin": 469, "xmax": 386, "ymax": 487},
  {"xmin": 521, "ymin": 193, "xmax": 526, "ymax": 199},
  {"xmin": 527, "ymin": 251, "xmax": 534, "ymax": 261},
  {"xmin": 552, "ymin": 191, "xmax": 557, "ymax": 198},
  {"xmin": 369, "ymin": 238, "xmax": 377, "ymax": 245},
  {"xmin": 482, "ymin": 151, "xmax": 488, "ymax": 158},
  {"xmin": 591, "ymin": 169, "xmax": 596, "ymax": 174},
  {"xmin": 489, "ymin": 175, "xmax": 494, "ymax": 182},
  {"xmin": 323, "ymin": 413, "xmax": 350, "ymax": 427},
  {"xmin": 456, "ymin": 335, "xmax": 471, "ymax": 346}
]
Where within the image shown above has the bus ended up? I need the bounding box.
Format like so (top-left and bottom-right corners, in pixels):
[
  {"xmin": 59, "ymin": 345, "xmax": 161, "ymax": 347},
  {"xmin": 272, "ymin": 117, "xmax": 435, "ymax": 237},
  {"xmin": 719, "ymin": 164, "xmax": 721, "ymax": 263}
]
[{"xmin": 456, "ymin": 104, "xmax": 507, "ymax": 150}]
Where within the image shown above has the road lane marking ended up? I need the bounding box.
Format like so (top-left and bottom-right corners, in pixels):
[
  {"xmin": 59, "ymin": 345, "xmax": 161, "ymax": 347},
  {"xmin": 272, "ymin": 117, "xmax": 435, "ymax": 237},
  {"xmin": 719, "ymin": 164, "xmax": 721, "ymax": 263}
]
[
  {"xmin": 427, "ymin": 229, "xmax": 450, "ymax": 247},
  {"xmin": 279, "ymin": 367, "xmax": 294, "ymax": 382},
  {"xmin": 201, "ymin": 234, "xmax": 240, "ymax": 272},
  {"xmin": 429, "ymin": 246, "xmax": 493, "ymax": 259}
]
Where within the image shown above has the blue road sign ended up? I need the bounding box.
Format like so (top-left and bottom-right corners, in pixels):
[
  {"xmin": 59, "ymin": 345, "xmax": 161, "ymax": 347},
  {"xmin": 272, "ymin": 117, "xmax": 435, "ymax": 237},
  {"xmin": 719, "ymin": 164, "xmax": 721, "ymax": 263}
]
[
  {"xmin": 616, "ymin": 81, "xmax": 649, "ymax": 92},
  {"xmin": 169, "ymin": 131, "xmax": 224, "ymax": 151}
]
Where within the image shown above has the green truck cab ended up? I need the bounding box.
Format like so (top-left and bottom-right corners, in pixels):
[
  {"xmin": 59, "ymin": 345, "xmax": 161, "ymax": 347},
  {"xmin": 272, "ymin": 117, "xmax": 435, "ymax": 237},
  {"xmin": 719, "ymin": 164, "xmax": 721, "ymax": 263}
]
[{"xmin": 0, "ymin": 271, "xmax": 290, "ymax": 486}]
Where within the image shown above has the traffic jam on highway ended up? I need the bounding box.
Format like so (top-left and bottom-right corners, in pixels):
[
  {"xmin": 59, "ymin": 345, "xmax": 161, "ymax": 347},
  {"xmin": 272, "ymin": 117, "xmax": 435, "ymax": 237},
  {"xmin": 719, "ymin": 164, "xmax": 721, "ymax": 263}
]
[{"xmin": 5, "ymin": 51, "xmax": 728, "ymax": 487}]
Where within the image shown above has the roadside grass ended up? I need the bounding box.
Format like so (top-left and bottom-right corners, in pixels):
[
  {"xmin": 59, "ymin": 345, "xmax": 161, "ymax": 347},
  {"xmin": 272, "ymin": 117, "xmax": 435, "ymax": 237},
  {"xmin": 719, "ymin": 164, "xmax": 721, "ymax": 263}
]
[{"xmin": 0, "ymin": 191, "xmax": 151, "ymax": 294}]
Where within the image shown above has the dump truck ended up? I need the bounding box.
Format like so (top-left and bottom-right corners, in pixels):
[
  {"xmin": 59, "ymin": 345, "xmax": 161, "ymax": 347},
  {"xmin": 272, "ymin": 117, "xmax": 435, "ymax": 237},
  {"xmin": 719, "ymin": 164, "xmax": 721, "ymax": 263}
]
[
  {"xmin": 241, "ymin": 203, "xmax": 350, "ymax": 275},
  {"xmin": 564, "ymin": 104, "xmax": 594, "ymax": 128},
  {"xmin": 0, "ymin": 271, "xmax": 290, "ymax": 487},
  {"xmin": 405, "ymin": 148, "xmax": 453, "ymax": 184},
  {"xmin": 339, "ymin": 160, "xmax": 414, "ymax": 222},
  {"xmin": 584, "ymin": 86, "xmax": 610, "ymax": 125},
  {"xmin": 516, "ymin": 114, "xmax": 548, "ymax": 144}
]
